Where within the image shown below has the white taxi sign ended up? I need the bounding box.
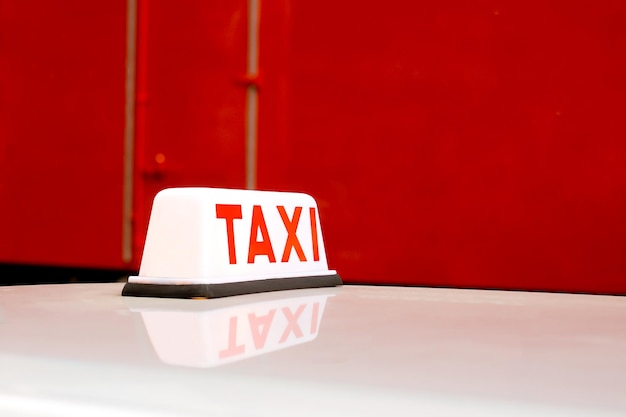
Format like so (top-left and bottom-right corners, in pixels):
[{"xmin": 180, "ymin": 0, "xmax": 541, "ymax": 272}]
[{"xmin": 123, "ymin": 187, "xmax": 342, "ymax": 298}]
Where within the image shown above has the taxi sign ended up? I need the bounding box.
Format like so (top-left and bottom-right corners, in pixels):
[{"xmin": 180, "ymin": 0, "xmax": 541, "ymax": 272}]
[{"xmin": 122, "ymin": 187, "xmax": 342, "ymax": 298}]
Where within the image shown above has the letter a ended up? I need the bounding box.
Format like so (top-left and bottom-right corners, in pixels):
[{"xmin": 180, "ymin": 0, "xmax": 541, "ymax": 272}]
[
  {"xmin": 248, "ymin": 205, "xmax": 276, "ymax": 263},
  {"xmin": 249, "ymin": 309, "xmax": 276, "ymax": 349}
]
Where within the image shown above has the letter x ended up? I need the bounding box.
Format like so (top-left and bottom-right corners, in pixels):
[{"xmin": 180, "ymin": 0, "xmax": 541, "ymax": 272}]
[
  {"xmin": 279, "ymin": 304, "xmax": 306, "ymax": 343},
  {"xmin": 278, "ymin": 206, "xmax": 306, "ymax": 262}
]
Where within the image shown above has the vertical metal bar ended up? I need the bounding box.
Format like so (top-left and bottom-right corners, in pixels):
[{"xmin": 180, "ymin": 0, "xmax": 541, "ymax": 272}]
[
  {"xmin": 245, "ymin": 0, "xmax": 260, "ymax": 190},
  {"xmin": 245, "ymin": 85, "xmax": 258, "ymax": 190},
  {"xmin": 122, "ymin": 0, "xmax": 137, "ymax": 263}
]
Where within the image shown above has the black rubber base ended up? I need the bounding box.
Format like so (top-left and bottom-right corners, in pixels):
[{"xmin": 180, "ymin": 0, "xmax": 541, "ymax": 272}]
[{"xmin": 122, "ymin": 274, "xmax": 342, "ymax": 299}]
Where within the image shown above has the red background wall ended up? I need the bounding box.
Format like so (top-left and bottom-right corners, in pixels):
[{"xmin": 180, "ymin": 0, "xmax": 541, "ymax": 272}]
[
  {"xmin": 1, "ymin": 0, "xmax": 626, "ymax": 293},
  {"xmin": 132, "ymin": 0, "xmax": 248, "ymax": 262},
  {"xmin": 0, "ymin": 0, "xmax": 128, "ymax": 269},
  {"xmin": 258, "ymin": 0, "xmax": 626, "ymax": 293}
]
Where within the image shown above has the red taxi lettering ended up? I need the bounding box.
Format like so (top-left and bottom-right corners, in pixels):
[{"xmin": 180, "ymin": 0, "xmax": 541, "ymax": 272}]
[
  {"xmin": 218, "ymin": 316, "xmax": 246, "ymax": 358},
  {"xmin": 249, "ymin": 309, "xmax": 276, "ymax": 349},
  {"xmin": 216, "ymin": 204, "xmax": 321, "ymax": 265},
  {"xmin": 278, "ymin": 206, "xmax": 306, "ymax": 262},
  {"xmin": 247, "ymin": 205, "xmax": 277, "ymax": 263},
  {"xmin": 216, "ymin": 204, "xmax": 243, "ymax": 264},
  {"xmin": 279, "ymin": 305, "xmax": 306, "ymax": 343},
  {"xmin": 309, "ymin": 207, "xmax": 320, "ymax": 261},
  {"xmin": 310, "ymin": 302, "xmax": 320, "ymax": 334}
]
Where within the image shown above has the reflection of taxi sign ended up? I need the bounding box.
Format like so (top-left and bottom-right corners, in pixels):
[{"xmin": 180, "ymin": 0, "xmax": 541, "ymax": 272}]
[
  {"xmin": 135, "ymin": 292, "xmax": 332, "ymax": 367},
  {"xmin": 123, "ymin": 187, "xmax": 342, "ymax": 298}
]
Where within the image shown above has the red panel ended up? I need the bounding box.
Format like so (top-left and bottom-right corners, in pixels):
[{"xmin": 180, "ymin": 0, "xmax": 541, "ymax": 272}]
[
  {"xmin": 133, "ymin": 0, "xmax": 248, "ymax": 262},
  {"xmin": 2, "ymin": 0, "xmax": 625, "ymax": 294},
  {"xmin": 259, "ymin": 0, "xmax": 626, "ymax": 293},
  {"xmin": 0, "ymin": 0, "xmax": 128, "ymax": 269}
]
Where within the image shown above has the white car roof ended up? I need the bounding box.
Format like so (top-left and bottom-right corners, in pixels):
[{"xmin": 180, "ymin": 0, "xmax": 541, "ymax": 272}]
[{"xmin": 0, "ymin": 283, "xmax": 625, "ymax": 416}]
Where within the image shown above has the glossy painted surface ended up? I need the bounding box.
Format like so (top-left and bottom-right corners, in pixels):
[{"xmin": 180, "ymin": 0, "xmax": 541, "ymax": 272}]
[{"xmin": 0, "ymin": 283, "xmax": 625, "ymax": 416}]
